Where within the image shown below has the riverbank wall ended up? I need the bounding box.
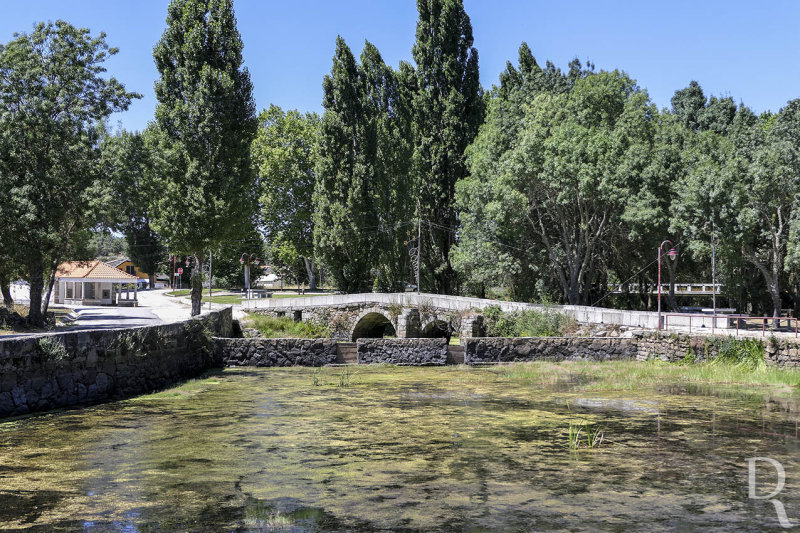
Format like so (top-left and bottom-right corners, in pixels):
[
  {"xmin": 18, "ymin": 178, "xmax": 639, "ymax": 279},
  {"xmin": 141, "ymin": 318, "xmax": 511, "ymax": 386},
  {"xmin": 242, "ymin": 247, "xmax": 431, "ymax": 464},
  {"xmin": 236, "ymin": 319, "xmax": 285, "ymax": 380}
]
[
  {"xmin": 0, "ymin": 308, "xmax": 231, "ymax": 417},
  {"xmin": 214, "ymin": 331, "xmax": 800, "ymax": 368}
]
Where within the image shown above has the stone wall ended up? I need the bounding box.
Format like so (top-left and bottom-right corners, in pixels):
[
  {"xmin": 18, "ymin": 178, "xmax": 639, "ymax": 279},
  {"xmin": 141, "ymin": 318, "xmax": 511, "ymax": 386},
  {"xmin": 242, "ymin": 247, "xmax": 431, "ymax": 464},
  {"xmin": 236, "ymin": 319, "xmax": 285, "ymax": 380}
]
[
  {"xmin": 465, "ymin": 337, "xmax": 637, "ymax": 364},
  {"xmin": 0, "ymin": 308, "xmax": 232, "ymax": 417},
  {"xmin": 215, "ymin": 338, "xmax": 337, "ymax": 367},
  {"xmin": 357, "ymin": 338, "xmax": 448, "ymax": 365},
  {"xmin": 634, "ymin": 331, "xmax": 800, "ymax": 367}
]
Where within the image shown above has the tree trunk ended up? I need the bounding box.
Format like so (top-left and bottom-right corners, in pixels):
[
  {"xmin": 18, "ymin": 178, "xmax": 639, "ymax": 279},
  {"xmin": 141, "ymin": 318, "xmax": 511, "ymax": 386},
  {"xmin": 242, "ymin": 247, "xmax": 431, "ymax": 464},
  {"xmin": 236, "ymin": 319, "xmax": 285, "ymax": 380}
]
[
  {"xmin": 303, "ymin": 256, "xmax": 317, "ymax": 291},
  {"xmin": 190, "ymin": 256, "xmax": 203, "ymax": 316},
  {"xmin": 769, "ymin": 286, "xmax": 782, "ymax": 320},
  {"xmin": 41, "ymin": 265, "xmax": 57, "ymax": 316},
  {"xmin": 0, "ymin": 274, "xmax": 12, "ymax": 308},
  {"xmin": 27, "ymin": 256, "xmax": 45, "ymax": 326},
  {"xmin": 149, "ymin": 273, "xmax": 156, "ymax": 290}
]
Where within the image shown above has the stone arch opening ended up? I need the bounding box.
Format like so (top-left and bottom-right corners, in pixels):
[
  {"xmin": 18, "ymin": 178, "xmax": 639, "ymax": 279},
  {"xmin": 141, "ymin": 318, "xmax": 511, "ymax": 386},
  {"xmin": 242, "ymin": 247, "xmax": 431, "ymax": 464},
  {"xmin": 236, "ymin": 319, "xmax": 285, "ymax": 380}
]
[
  {"xmin": 420, "ymin": 319, "xmax": 450, "ymax": 339},
  {"xmin": 351, "ymin": 311, "xmax": 396, "ymax": 341}
]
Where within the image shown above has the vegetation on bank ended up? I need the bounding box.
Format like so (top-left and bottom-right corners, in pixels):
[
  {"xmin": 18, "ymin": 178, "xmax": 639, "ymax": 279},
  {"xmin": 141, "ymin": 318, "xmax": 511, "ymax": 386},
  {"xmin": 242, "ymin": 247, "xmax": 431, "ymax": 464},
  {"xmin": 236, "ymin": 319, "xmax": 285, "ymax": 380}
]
[
  {"xmin": 244, "ymin": 314, "xmax": 328, "ymax": 339},
  {"xmin": 482, "ymin": 306, "xmax": 577, "ymax": 337},
  {"xmin": 493, "ymin": 336, "xmax": 800, "ymax": 392}
]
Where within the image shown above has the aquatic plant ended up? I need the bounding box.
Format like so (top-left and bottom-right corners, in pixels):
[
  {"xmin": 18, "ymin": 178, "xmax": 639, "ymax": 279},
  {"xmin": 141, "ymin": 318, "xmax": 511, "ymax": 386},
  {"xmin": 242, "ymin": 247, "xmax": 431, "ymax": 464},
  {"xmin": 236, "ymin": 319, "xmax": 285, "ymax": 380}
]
[
  {"xmin": 677, "ymin": 350, "xmax": 696, "ymax": 365},
  {"xmin": 338, "ymin": 366, "xmax": 352, "ymax": 387},
  {"xmin": 711, "ymin": 338, "xmax": 765, "ymax": 370},
  {"xmin": 566, "ymin": 402, "xmax": 604, "ymax": 450},
  {"xmin": 244, "ymin": 500, "xmax": 295, "ymax": 531}
]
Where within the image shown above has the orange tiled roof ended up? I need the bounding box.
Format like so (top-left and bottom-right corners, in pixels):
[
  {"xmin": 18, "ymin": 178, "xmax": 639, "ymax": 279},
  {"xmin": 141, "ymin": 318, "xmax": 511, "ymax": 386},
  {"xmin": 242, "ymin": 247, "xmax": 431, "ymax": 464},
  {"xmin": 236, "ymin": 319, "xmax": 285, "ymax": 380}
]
[{"xmin": 56, "ymin": 261, "xmax": 139, "ymax": 281}]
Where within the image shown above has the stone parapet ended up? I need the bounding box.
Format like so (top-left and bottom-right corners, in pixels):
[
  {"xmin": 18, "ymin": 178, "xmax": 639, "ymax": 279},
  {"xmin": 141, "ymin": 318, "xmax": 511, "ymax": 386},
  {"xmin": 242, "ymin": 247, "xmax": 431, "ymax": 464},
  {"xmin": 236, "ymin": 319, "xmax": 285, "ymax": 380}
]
[
  {"xmin": 215, "ymin": 337, "xmax": 337, "ymax": 367},
  {"xmin": 357, "ymin": 338, "xmax": 447, "ymax": 365}
]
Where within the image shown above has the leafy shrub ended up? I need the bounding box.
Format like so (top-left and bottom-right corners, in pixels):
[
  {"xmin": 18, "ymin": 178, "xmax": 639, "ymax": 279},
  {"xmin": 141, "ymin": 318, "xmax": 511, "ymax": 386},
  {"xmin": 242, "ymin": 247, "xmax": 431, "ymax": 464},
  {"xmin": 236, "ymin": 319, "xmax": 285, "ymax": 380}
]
[
  {"xmin": 38, "ymin": 336, "xmax": 68, "ymax": 361},
  {"xmin": 483, "ymin": 305, "xmax": 574, "ymax": 337},
  {"xmin": 246, "ymin": 314, "xmax": 329, "ymax": 338}
]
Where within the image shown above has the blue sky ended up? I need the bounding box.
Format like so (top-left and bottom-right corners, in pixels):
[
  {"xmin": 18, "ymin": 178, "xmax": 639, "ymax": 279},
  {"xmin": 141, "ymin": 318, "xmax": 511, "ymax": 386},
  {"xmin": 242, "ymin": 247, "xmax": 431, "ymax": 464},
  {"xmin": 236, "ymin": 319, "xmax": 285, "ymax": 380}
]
[{"xmin": 2, "ymin": 1, "xmax": 798, "ymax": 132}]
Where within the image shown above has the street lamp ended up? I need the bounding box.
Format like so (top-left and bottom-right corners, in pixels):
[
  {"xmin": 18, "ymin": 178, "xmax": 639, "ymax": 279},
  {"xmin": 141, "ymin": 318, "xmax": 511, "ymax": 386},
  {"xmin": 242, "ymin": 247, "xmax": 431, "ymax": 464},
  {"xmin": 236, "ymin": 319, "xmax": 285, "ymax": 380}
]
[
  {"xmin": 657, "ymin": 240, "xmax": 678, "ymax": 330},
  {"xmin": 240, "ymin": 253, "xmax": 260, "ymax": 291}
]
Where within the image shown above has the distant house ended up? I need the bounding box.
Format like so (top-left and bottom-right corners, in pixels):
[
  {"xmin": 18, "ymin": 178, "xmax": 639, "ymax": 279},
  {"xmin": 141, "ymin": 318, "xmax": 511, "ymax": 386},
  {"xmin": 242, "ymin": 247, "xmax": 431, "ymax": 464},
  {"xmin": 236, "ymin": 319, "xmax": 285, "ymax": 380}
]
[
  {"xmin": 108, "ymin": 258, "xmax": 150, "ymax": 288},
  {"xmin": 53, "ymin": 261, "xmax": 140, "ymax": 306}
]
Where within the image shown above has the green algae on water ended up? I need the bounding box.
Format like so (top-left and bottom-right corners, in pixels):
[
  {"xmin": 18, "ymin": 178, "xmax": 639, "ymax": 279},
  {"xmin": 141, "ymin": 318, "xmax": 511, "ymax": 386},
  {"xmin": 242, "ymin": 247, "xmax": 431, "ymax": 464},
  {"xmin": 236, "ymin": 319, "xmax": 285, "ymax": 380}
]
[{"xmin": 1, "ymin": 363, "xmax": 799, "ymax": 530}]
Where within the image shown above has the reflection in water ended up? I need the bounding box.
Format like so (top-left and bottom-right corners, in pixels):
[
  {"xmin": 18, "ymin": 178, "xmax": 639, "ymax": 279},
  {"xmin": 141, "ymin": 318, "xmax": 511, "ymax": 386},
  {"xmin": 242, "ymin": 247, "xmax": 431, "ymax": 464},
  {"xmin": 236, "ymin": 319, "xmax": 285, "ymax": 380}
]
[{"xmin": 0, "ymin": 366, "xmax": 799, "ymax": 531}]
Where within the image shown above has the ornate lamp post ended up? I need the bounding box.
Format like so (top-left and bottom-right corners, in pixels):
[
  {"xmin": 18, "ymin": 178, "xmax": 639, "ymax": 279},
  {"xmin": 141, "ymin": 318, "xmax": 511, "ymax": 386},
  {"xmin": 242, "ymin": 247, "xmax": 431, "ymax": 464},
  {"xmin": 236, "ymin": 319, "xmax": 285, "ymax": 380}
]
[
  {"xmin": 240, "ymin": 253, "xmax": 260, "ymax": 292},
  {"xmin": 657, "ymin": 240, "xmax": 678, "ymax": 330}
]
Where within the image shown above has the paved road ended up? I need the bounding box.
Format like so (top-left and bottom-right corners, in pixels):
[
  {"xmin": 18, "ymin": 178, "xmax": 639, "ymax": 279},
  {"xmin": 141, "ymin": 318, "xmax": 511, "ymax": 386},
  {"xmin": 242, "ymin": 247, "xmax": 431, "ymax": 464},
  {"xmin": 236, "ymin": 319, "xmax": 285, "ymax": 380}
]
[
  {"xmin": 67, "ymin": 305, "xmax": 162, "ymax": 330},
  {"xmin": 67, "ymin": 289, "xmax": 217, "ymax": 329}
]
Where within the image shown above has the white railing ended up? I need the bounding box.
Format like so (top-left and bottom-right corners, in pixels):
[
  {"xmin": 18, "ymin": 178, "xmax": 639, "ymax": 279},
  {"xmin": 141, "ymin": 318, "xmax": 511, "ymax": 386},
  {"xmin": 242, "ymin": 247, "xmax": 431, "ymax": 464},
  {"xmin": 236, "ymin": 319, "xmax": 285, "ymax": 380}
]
[
  {"xmin": 609, "ymin": 283, "xmax": 722, "ymax": 295},
  {"xmin": 242, "ymin": 292, "xmax": 671, "ymax": 330}
]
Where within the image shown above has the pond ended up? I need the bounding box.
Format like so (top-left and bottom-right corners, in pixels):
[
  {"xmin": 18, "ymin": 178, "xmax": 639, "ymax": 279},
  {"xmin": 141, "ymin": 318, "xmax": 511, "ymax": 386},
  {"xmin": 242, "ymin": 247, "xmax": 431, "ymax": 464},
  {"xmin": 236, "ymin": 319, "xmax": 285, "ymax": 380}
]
[{"xmin": 1, "ymin": 365, "xmax": 800, "ymax": 531}]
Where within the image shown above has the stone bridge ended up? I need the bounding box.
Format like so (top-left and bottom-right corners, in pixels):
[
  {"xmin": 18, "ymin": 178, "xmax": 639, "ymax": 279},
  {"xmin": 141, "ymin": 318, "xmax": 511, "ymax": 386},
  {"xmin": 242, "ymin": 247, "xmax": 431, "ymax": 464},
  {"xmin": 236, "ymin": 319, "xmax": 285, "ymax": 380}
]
[
  {"xmin": 250, "ymin": 294, "xmax": 486, "ymax": 341},
  {"xmin": 245, "ymin": 292, "xmax": 671, "ymax": 341}
]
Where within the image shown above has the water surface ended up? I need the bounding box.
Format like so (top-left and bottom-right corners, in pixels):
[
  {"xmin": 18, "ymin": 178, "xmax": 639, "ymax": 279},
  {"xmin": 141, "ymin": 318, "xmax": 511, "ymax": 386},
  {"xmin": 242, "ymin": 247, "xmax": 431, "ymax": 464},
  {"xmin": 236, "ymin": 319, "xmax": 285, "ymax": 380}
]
[{"xmin": 1, "ymin": 365, "xmax": 800, "ymax": 531}]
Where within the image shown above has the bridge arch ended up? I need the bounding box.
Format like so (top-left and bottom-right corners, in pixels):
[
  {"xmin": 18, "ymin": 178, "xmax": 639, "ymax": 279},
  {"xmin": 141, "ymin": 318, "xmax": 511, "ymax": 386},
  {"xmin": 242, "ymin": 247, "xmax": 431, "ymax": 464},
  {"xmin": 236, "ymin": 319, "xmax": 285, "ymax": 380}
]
[
  {"xmin": 351, "ymin": 308, "xmax": 396, "ymax": 341},
  {"xmin": 420, "ymin": 318, "xmax": 450, "ymax": 339}
]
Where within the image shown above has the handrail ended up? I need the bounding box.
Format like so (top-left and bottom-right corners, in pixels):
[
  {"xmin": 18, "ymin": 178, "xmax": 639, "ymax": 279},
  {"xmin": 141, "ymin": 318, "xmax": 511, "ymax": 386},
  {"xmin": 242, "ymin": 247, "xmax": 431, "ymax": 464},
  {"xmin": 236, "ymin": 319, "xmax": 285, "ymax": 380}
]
[{"xmin": 664, "ymin": 312, "xmax": 798, "ymax": 337}]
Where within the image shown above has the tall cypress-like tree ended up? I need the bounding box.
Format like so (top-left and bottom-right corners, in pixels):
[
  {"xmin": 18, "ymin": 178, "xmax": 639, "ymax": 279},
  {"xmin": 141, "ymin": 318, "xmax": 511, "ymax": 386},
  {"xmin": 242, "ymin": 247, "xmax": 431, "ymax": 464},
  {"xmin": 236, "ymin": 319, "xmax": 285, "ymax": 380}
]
[
  {"xmin": 314, "ymin": 37, "xmax": 376, "ymax": 292},
  {"xmin": 359, "ymin": 43, "xmax": 414, "ymax": 290},
  {"xmin": 152, "ymin": 0, "xmax": 257, "ymax": 315},
  {"xmin": 412, "ymin": 0, "xmax": 483, "ymax": 294}
]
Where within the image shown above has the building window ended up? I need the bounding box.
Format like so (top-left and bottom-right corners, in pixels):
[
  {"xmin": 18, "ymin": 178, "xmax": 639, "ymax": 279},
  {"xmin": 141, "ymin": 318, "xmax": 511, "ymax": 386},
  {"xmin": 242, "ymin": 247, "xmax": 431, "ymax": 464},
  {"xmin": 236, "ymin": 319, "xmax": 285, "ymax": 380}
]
[
  {"xmin": 85, "ymin": 283, "xmax": 95, "ymax": 300},
  {"xmin": 66, "ymin": 284, "xmax": 73, "ymax": 299},
  {"xmin": 102, "ymin": 289, "xmax": 110, "ymax": 300},
  {"xmin": 126, "ymin": 265, "xmax": 136, "ymax": 275}
]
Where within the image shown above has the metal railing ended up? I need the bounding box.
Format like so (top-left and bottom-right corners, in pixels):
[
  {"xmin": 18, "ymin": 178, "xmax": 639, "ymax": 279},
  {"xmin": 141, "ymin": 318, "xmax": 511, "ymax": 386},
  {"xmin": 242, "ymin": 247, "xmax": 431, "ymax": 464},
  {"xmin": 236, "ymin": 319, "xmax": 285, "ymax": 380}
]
[{"xmin": 664, "ymin": 313, "xmax": 799, "ymax": 337}]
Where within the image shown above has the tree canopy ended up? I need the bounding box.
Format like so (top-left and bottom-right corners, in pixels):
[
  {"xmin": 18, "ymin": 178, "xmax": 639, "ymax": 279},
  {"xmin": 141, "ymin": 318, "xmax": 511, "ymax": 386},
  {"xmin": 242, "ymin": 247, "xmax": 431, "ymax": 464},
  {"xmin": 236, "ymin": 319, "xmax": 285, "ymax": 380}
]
[
  {"xmin": 0, "ymin": 21, "xmax": 137, "ymax": 324},
  {"xmin": 152, "ymin": 0, "xmax": 257, "ymax": 315}
]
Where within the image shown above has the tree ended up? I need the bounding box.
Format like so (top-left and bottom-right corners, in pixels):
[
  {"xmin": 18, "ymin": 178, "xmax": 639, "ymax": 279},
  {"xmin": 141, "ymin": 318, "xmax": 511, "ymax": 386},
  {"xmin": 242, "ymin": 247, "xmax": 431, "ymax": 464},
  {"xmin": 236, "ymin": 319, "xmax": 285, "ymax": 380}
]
[
  {"xmin": 411, "ymin": 0, "xmax": 484, "ymax": 294},
  {"xmin": 313, "ymin": 37, "xmax": 376, "ymax": 292},
  {"xmin": 359, "ymin": 43, "xmax": 414, "ymax": 291},
  {"xmin": 671, "ymin": 81, "xmax": 706, "ymax": 131},
  {"xmin": 732, "ymin": 102, "xmax": 800, "ymax": 318},
  {"xmin": 252, "ymin": 105, "xmax": 320, "ymax": 289},
  {"xmin": 0, "ymin": 21, "xmax": 137, "ymax": 325},
  {"xmin": 101, "ymin": 128, "xmax": 166, "ymax": 289},
  {"xmin": 152, "ymin": 0, "xmax": 257, "ymax": 315},
  {"xmin": 456, "ymin": 67, "xmax": 657, "ymax": 305}
]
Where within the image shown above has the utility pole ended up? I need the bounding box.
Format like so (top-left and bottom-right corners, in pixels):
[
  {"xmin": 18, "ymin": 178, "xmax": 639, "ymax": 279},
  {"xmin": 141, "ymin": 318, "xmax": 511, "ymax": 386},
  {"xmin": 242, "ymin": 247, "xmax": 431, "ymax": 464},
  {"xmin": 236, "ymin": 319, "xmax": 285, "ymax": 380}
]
[{"xmin": 711, "ymin": 220, "xmax": 717, "ymax": 315}]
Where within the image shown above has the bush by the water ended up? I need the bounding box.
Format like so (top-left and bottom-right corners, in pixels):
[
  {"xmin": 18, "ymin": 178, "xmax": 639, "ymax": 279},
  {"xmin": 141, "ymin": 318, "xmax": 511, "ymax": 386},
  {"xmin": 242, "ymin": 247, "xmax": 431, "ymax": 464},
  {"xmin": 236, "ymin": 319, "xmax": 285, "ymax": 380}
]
[
  {"xmin": 483, "ymin": 306, "xmax": 575, "ymax": 337},
  {"xmin": 245, "ymin": 314, "xmax": 329, "ymax": 338}
]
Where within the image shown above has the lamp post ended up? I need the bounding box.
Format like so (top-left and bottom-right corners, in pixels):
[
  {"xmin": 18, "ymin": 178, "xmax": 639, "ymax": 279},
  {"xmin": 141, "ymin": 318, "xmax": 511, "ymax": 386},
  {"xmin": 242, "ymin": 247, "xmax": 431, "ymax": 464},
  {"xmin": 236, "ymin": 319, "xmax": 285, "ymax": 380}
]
[
  {"xmin": 169, "ymin": 254, "xmax": 177, "ymax": 289},
  {"xmin": 240, "ymin": 253, "xmax": 260, "ymax": 293},
  {"xmin": 657, "ymin": 240, "xmax": 678, "ymax": 330}
]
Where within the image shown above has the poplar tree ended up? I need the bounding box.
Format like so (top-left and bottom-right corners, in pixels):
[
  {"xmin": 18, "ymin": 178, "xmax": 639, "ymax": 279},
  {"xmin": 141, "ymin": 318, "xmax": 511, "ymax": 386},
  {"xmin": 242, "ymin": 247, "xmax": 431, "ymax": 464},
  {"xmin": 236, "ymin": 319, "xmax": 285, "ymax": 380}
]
[
  {"xmin": 313, "ymin": 37, "xmax": 375, "ymax": 292},
  {"xmin": 152, "ymin": 0, "xmax": 257, "ymax": 315},
  {"xmin": 411, "ymin": 0, "xmax": 483, "ymax": 294},
  {"xmin": 359, "ymin": 43, "xmax": 414, "ymax": 290}
]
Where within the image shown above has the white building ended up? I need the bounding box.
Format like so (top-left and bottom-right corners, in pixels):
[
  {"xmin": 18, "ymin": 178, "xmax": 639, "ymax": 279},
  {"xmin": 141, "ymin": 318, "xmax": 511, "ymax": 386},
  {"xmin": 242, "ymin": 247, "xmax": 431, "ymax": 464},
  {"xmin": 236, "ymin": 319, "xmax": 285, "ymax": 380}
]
[{"xmin": 52, "ymin": 261, "xmax": 141, "ymax": 307}]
